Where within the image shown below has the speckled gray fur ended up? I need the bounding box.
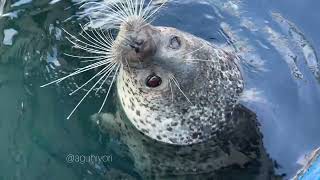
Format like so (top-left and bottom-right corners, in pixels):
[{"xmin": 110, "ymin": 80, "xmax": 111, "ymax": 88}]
[{"xmin": 92, "ymin": 104, "xmax": 279, "ymax": 179}]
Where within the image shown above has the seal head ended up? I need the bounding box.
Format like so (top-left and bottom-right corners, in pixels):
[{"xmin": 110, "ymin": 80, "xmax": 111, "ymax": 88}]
[{"xmin": 114, "ymin": 18, "xmax": 243, "ymax": 145}]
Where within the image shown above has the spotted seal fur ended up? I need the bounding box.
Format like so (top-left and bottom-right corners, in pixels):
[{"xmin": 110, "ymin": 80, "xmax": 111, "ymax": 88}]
[{"xmin": 92, "ymin": 104, "xmax": 279, "ymax": 179}]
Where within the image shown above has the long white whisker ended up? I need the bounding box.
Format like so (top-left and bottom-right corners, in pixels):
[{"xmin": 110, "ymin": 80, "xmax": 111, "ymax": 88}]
[
  {"xmin": 144, "ymin": 0, "xmax": 167, "ymax": 22},
  {"xmin": 79, "ymin": 24, "xmax": 111, "ymax": 49},
  {"xmin": 77, "ymin": 27, "xmax": 110, "ymax": 50},
  {"xmin": 170, "ymin": 75, "xmax": 193, "ymax": 105},
  {"xmin": 84, "ymin": 24, "xmax": 112, "ymax": 49},
  {"xmin": 63, "ymin": 28, "xmax": 109, "ymax": 52},
  {"xmin": 66, "ymin": 65, "xmax": 115, "ymax": 119},
  {"xmin": 81, "ymin": 1, "xmax": 127, "ymax": 24},
  {"xmin": 95, "ymin": 64, "xmax": 118, "ymax": 95},
  {"xmin": 185, "ymin": 58, "xmax": 212, "ymax": 62},
  {"xmin": 81, "ymin": 57, "xmax": 114, "ymax": 63},
  {"xmin": 63, "ymin": 53, "xmax": 111, "ymax": 60},
  {"xmin": 124, "ymin": 57, "xmax": 132, "ymax": 73},
  {"xmin": 134, "ymin": 0, "xmax": 139, "ymax": 16},
  {"xmin": 169, "ymin": 78, "xmax": 174, "ymax": 103},
  {"xmin": 98, "ymin": 64, "xmax": 121, "ymax": 113},
  {"xmin": 128, "ymin": 0, "xmax": 135, "ymax": 16},
  {"xmin": 99, "ymin": 28, "xmax": 115, "ymax": 47},
  {"xmin": 69, "ymin": 62, "xmax": 115, "ymax": 96},
  {"xmin": 118, "ymin": 1, "xmax": 132, "ymax": 19},
  {"xmin": 80, "ymin": 58, "xmax": 110, "ymax": 63},
  {"xmin": 141, "ymin": 0, "xmax": 153, "ymax": 18},
  {"xmin": 40, "ymin": 59, "xmax": 111, "ymax": 87},
  {"xmin": 138, "ymin": 0, "xmax": 145, "ymax": 17},
  {"xmin": 182, "ymin": 45, "xmax": 205, "ymax": 56},
  {"xmin": 111, "ymin": 2, "xmax": 131, "ymax": 22},
  {"xmin": 66, "ymin": 36, "xmax": 110, "ymax": 55}
]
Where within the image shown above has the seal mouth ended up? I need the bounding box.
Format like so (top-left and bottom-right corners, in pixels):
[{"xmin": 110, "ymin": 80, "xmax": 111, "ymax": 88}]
[{"xmin": 146, "ymin": 73, "xmax": 162, "ymax": 88}]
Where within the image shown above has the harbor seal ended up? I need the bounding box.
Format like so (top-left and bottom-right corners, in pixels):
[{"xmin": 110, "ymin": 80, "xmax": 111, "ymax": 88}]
[
  {"xmin": 114, "ymin": 19, "xmax": 243, "ymax": 145},
  {"xmin": 40, "ymin": 0, "xmax": 280, "ymax": 179},
  {"xmin": 41, "ymin": 0, "xmax": 243, "ymax": 145}
]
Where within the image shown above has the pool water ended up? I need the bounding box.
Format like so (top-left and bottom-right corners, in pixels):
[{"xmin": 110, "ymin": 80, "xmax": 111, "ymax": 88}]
[{"xmin": 0, "ymin": 0, "xmax": 319, "ymax": 179}]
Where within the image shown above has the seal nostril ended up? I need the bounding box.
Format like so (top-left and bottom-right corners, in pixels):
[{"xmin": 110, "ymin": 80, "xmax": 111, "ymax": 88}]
[
  {"xmin": 135, "ymin": 47, "xmax": 140, "ymax": 53},
  {"xmin": 135, "ymin": 39, "xmax": 144, "ymax": 46},
  {"xmin": 146, "ymin": 74, "xmax": 162, "ymax": 88},
  {"xmin": 129, "ymin": 44, "xmax": 140, "ymax": 53}
]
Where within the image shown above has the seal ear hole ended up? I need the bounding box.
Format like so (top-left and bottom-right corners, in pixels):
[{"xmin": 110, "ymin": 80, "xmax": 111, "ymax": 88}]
[
  {"xmin": 146, "ymin": 74, "xmax": 162, "ymax": 88},
  {"xmin": 169, "ymin": 36, "xmax": 181, "ymax": 49}
]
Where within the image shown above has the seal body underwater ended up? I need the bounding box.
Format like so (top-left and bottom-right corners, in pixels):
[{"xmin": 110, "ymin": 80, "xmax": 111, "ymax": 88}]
[{"xmin": 92, "ymin": 103, "xmax": 280, "ymax": 180}]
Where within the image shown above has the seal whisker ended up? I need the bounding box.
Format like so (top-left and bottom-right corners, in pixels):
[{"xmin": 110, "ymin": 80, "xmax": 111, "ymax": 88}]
[
  {"xmin": 63, "ymin": 28, "xmax": 110, "ymax": 53},
  {"xmin": 218, "ymin": 29, "xmax": 235, "ymax": 50},
  {"xmin": 64, "ymin": 54, "xmax": 115, "ymax": 63},
  {"xmin": 124, "ymin": 58, "xmax": 132, "ymax": 74},
  {"xmin": 99, "ymin": 28, "xmax": 115, "ymax": 47},
  {"xmin": 116, "ymin": 33, "xmax": 132, "ymax": 46},
  {"xmin": 185, "ymin": 58, "xmax": 213, "ymax": 63},
  {"xmin": 65, "ymin": 36, "xmax": 110, "ymax": 55},
  {"xmin": 139, "ymin": 21, "xmax": 151, "ymax": 29},
  {"xmin": 63, "ymin": 53, "xmax": 110, "ymax": 60},
  {"xmin": 86, "ymin": 26, "xmax": 112, "ymax": 49},
  {"xmin": 98, "ymin": 64, "xmax": 121, "ymax": 113},
  {"xmin": 81, "ymin": 0, "xmax": 167, "ymax": 30},
  {"xmin": 128, "ymin": 0, "xmax": 136, "ymax": 16},
  {"xmin": 143, "ymin": 0, "xmax": 168, "ymax": 22},
  {"xmin": 40, "ymin": 59, "xmax": 112, "ymax": 87},
  {"xmin": 81, "ymin": 58, "xmax": 112, "ymax": 63},
  {"xmin": 79, "ymin": 24, "xmax": 112, "ymax": 49},
  {"xmin": 69, "ymin": 62, "xmax": 116, "ymax": 96},
  {"xmin": 81, "ymin": 2, "xmax": 127, "ymax": 25},
  {"xmin": 64, "ymin": 55, "xmax": 113, "ymax": 63},
  {"xmin": 95, "ymin": 63, "xmax": 119, "ymax": 95},
  {"xmin": 141, "ymin": 0, "xmax": 153, "ymax": 18},
  {"xmin": 168, "ymin": 78, "xmax": 174, "ymax": 103},
  {"xmin": 78, "ymin": 59, "xmax": 114, "ymax": 71},
  {"xmin": 138, "ymin": 0, "xmax": 146, "ymax": 17},
  {"xmin": 182, "ymin": 45, "xmax": 205, "ymax": 57},
  {"xmin": 169, "ymin": 75, "xmax": 193, "ymax": 105},
  {"xmin": 66, "ymin": 63, "xmax": 118, "ymax": 120},
  {"xmin": 116, "ymin": 1, "xmax": 133, "ymax": 20}
]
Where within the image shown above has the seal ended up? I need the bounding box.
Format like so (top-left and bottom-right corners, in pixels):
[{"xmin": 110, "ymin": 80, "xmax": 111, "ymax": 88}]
[
  {"xmin": 41, "ymin": 0, "xmax": 243, "ymax": 145},
  {"xmin": 113, "ymin": 19, "xmax": 243, "ymax": 145}
]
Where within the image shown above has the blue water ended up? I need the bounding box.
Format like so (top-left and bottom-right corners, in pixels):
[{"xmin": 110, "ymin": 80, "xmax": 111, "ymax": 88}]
[{"xmin": 0, "ymin": 0, "xmax": 319, "ymax": 179}]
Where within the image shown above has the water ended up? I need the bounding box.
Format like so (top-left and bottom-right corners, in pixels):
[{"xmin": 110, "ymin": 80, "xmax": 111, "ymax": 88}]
[{"xmin": 0, "ymin": 0, "xmax": 319, "ymax": 179}]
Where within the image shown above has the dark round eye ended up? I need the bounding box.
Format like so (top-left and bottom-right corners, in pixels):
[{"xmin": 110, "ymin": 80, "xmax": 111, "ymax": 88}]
[
  {"xmin": 146, "ymin": 74, "xmax": 162, "ymax": 88},
  {"xmin": 169, "ymin": 36, "xmax": 181, "ymax": 49}
]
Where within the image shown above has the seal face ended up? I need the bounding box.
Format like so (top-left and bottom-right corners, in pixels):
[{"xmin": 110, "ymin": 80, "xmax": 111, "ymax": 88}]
[{"xmin": 114, "ymin": 19, "xmax": 244, "ymax": 145}]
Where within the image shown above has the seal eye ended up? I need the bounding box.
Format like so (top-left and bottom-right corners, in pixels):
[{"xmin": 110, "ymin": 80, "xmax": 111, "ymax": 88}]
[
  {"xmin": 146, "ymin": 74, "xmax": 162, "ymax": 88},
  {"xmin": 169, "ymin": 36, "xmax": 181, "ymax": 49}
]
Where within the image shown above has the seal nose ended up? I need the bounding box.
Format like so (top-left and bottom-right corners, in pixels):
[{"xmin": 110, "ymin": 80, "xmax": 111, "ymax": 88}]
[{"xmin": 129, "ymin": 39, "xmax": 144, "ymax": 53}]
